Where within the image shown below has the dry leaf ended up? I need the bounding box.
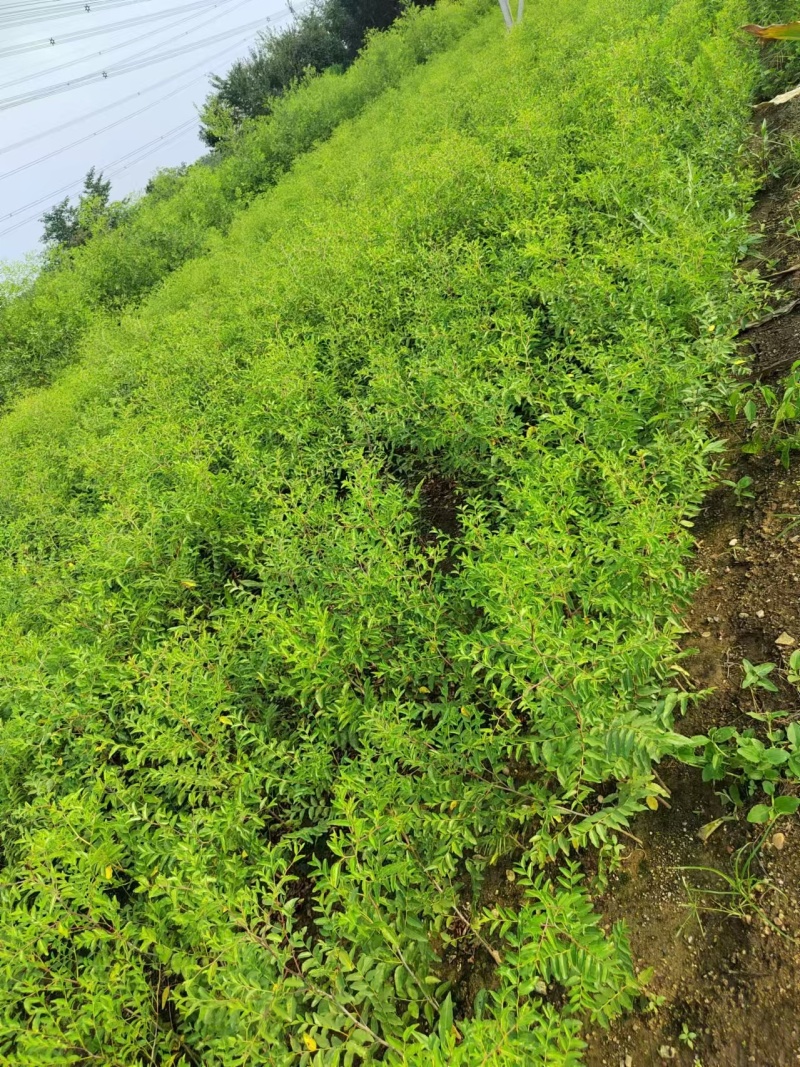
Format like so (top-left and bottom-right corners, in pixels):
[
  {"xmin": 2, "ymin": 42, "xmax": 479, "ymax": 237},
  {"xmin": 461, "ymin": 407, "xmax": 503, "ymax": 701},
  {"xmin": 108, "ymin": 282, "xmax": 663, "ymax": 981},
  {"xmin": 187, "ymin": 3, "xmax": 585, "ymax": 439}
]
[{"xmin": 743, "ymin": 21, "xmax": 800, "ymax": 40}]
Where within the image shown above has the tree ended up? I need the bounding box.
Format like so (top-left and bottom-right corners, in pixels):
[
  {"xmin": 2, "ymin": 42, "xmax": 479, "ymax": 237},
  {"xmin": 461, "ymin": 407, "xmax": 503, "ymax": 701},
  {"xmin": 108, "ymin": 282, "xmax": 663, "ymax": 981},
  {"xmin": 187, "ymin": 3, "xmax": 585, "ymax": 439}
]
[
  {"xmin": 327, "ymin": 0, "xmax": 407, "ymax": 59},
  {"xmin": 198, "ymin": 0, "xmax": 430, "ymax": 146},
  {"xmin": 144, "ymin": 164, "xmax": 190, "ymax": 203},
  {"xmin": 40, "ymin": 167, "xmax": 112, "ymax": 250},
  {"xmin": 200, "ymin": 5, "xmax": 347, "ymax": 145}
]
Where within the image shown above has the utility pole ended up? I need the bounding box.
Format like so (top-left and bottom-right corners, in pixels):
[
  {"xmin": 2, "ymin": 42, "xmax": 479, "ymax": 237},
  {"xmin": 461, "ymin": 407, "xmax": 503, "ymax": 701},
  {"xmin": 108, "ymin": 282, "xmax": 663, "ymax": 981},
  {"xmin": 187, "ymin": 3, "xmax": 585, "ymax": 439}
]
[{"xmin": 498, "ymin": 0, "xmax": 522, "ymax": 28}]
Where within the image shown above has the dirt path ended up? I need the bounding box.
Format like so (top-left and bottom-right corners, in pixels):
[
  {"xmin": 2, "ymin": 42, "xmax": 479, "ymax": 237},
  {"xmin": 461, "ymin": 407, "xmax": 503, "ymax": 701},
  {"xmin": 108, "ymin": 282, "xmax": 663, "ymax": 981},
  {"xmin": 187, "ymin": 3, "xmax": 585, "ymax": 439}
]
[{"xmin": 585, "ymin": 98, "xmax": 800, "ymax": 1067}]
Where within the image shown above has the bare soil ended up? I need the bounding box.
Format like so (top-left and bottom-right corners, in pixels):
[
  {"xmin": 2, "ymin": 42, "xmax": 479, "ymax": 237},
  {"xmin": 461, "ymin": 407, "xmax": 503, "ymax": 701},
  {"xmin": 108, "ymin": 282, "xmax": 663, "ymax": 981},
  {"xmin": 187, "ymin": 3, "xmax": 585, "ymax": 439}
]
[{"xmin": 585, "ymin": 95, "xmax": 800, "ymax": 1067}]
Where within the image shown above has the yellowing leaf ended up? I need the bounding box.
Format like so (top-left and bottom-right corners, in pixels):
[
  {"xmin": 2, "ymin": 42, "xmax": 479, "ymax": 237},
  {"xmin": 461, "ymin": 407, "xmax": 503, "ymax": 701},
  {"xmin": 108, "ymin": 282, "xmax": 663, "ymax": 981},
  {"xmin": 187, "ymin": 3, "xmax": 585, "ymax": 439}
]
[
  {"xmin": 181, "ymin": 579, "xmax": 198, "ymax": 589},
  {"xmin": 105, "ymin": 865, "xmax": 113, "ymax": 880},
  {"xmin": 645, "ymin": 795, "xmax": 659, "ymax": 811},
  {"xmin": 161, "ymin": 985, "xmax": 170, "ymax": 1009},
  {"xmin": 743, "ymin": 21, "xmax": 800, "ymax": 39},
  {"xmin": 418, "ymin": 686, "xmax": 430, "ymax": 694},
  {"xmin": 219, "ymin": 716, "xmax": 233, "ymax": 725},
  {"xmin": 697, "ymin": 817, "xmax": 726, "ymax": 843},
  {"xmin": 302, "ymin": 1033, "xmax": 318, "ymax": 1052}
]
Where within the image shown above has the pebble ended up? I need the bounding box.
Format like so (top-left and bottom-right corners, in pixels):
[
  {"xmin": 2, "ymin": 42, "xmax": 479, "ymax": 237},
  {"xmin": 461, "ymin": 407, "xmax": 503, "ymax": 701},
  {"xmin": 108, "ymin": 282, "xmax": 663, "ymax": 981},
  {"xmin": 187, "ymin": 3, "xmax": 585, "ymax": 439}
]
[
  {"xmin": 757, "ymin": 610, "xmax": 765, "ymax": 618},
  {"xmin": 772, "ymin": 832, "xmax": 786, "ymax": 851},
  {"xmin": 776, "ymin": 632, "xmax": 796, "ymax": 647},
  {"xmin": 729, "ymin": 538, "xmax": 739, "ymax": 546}
]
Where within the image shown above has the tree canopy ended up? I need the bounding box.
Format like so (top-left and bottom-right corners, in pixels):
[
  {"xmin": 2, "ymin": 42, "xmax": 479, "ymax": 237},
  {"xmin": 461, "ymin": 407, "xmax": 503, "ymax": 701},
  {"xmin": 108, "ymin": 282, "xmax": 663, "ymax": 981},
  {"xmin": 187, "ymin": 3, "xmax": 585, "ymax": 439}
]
[
  {"xmin": 199, "ymin": 0, "xmax": 424, "ymax": 145},
  {"xmin": 40, "ymin": 168, "xmax": 112, "ymax": 250}
]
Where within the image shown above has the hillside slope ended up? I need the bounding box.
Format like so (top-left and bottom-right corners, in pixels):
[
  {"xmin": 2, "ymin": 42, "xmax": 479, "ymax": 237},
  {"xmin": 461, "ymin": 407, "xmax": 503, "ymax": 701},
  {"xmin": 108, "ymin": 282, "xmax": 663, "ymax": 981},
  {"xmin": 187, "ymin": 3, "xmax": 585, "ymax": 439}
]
[
  {"xmin": 0, "ymin": 0, "xmax": 489, "ymax": 407},
  {"xmin": 0, "ymin": 0, "xmax": 793, "ymax": 1063}
]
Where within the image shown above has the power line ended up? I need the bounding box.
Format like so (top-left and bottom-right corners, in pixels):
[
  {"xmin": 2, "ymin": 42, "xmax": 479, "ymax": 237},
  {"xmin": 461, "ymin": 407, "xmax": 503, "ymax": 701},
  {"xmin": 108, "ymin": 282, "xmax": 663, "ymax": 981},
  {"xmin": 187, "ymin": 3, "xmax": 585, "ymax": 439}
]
[
  {"xmin": 0, "ymin": 72, "xmax": 211, "ymax": 184},
  {"xmin": 0, "ymin": 2, "xmax": 299, "ymax": 183},
  {"xmin": 0, "ymin": 11, "xmax": 291, "ymax": 162},
  {"xmin": 0, "ymin": 0, "xmax": 238, "ymax": 59},
  {"xmin": 0, "ymin": 0, "xmax": 164, "ymax": 31},
  {"xmin": 106, "ymin": 118, "xmax": 198, "ymax": 174},
  {"xmin": 0, "ymin": 0, "xmax": 248, "ymax": 94},
  {"xmin": 0, "ymin": 0, "xmax": 307, "ymax": 246},
  {"xmin": 0, "ymin": 118, "xmax": 200, "ymax": 239},
  {"xmin": 0, "ymin": 29, "xmax": 294, "ymax": 183},
  {"xmin": 0, "ymin": 15, "xmax": 272, "ymax": 111}
]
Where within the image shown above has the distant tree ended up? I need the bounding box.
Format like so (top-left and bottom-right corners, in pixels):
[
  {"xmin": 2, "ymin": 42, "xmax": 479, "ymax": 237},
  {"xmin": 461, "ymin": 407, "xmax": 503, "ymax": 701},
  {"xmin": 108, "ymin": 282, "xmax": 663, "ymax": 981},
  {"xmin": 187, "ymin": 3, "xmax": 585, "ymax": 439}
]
[
  {"xmin": 200, "ymin": 4, "xmax": 347, "ymax": 145},
  {"xmin": 328, "ymin": 0, "xmax": 407, "ymax": 58},
  {"xmin": 198, "ymin": 0, "xmax": 429, "ymax": 146},
  {"xmin": 0, "ymin": 255, "xmax": 39, "ymax": 310},
  {"xmin": 144, "ymin": 164, "xmax": 190, "ymax": 202},
  {"xmin": 40, "ymin": 167, "xmax": 112, "ymax": 250}
]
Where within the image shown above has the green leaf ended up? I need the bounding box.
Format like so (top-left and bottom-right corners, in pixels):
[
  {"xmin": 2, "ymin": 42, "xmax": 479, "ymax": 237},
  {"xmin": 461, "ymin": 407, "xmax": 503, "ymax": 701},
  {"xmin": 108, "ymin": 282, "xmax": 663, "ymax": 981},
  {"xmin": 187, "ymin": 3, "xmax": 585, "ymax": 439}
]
[
  {"xmin": 437, "ymin": 993, "xmax": 454, "ymax": 1047},
  {"xmin": 710, "ymin": 726, "xmax": 736, "ymax": 743},
  {"xmin": 773, "ymin": 796, "xmax": 800, "ymax": 815},
  {"xmin": 747, "ymin": 804, "xmax": 772, "ymax": 824},
  {"xmin": 763, "ymin": 748, "xmax": 789, "ymax": 766}
]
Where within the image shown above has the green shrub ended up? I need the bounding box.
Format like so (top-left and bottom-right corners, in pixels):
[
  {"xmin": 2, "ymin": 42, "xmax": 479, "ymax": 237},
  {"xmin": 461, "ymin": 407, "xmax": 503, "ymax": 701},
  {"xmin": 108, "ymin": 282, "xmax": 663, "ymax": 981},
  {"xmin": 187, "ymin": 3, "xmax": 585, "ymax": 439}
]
[
  {"xmin": 0, "ymin": 0, "xmax": 490, "ymax": 406},
  {"xmin": 0, "ymin": 0, "xmax": 791, "ymax": 1062}
]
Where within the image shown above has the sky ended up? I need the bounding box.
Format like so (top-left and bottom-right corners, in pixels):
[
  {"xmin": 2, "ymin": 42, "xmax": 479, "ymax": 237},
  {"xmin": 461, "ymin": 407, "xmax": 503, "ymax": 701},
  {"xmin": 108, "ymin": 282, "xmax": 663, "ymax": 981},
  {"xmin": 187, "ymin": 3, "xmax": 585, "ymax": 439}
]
[{"xmin": 0, "ymin": 0, "xmax": 290, "ymax": 263}]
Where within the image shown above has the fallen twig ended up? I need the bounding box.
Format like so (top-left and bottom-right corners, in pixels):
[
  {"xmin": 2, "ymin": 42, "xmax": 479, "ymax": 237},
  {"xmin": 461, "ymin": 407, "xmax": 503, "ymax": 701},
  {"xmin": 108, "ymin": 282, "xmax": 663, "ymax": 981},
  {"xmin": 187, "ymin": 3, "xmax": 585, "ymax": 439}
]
[
  {"xmin": 767, "ymin": 262, "xmax": 800, "ymax": 279},
  {"xmin": 754, "ymin": 83, "xmax": 800, "ymax": 109},
  {"xmin": 738, "ymin": 298, "xmax": 800, "ymax": 334},
  {"xmin": 751, "ymin": 353, "xmax": 800, "ymax": 377}
]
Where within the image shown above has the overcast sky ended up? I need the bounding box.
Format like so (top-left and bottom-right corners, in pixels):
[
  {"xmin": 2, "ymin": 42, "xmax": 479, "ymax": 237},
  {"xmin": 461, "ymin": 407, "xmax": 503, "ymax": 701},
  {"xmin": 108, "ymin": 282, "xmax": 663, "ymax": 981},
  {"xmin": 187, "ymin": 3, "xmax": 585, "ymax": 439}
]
[{"xmin": 0, "ymin": 0, "xmax": 288, "ymax": 263}]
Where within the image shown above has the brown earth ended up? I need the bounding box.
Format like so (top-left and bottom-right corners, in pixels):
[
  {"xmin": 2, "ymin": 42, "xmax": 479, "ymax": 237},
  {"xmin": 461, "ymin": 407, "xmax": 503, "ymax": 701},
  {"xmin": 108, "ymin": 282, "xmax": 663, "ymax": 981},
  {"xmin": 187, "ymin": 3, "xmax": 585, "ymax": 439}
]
[{"xmin": 585, "ymin": 93, "xmax": 800, "ymax": 1067}]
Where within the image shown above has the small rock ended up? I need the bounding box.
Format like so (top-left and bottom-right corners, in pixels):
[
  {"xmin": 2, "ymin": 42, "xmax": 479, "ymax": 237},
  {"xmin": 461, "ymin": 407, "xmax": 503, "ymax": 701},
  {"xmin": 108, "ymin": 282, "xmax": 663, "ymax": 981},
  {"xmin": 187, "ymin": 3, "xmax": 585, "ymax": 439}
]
[
  {"xmin": 625, "ymin": 1057, "xmax": 633, "ymax": 1067},
  {"xmin": 658, "ymin": 1046, "xmax": 677, "ymax": 1061},
  {"xmin": 739, "ymin": 612, "xmax": 749, "ymax": 619},
  {"xmin": 729, "ymin": 538, "xmax": 738, "ymax": 546},
  {"xmin": 756, "ymin": 610, "xmax": 765, "ymax": 619},
  {"xmin": 772, "ymin": 832, "xmax": 786, "ymax": 851},
  {"xmin": 776, "ymin": 632, "xmax": 796, "ymax": 647},
  {"xmin": 701, "ymin": 631, "xmax": 711, "ymax": 638}
]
